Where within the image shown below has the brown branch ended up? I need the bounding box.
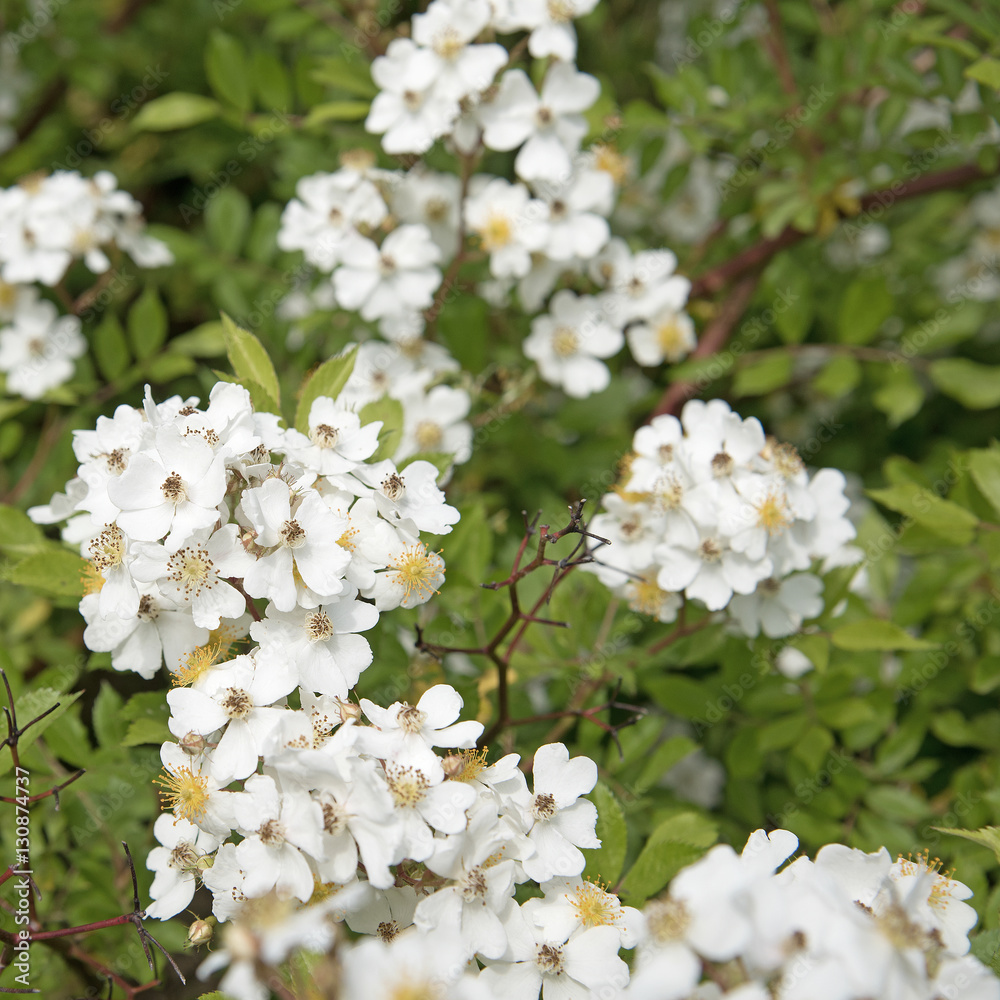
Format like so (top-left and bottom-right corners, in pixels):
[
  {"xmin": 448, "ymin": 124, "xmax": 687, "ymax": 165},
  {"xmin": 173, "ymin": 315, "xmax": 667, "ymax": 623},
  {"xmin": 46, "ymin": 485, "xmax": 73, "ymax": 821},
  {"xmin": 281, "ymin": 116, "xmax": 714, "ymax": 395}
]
[
  {"xmin": 689, "ymin": 161, "xmax": 1000, "ymax": 299},
  {"xmin": 652, "ymin": 272, "xmax": 762, "ymax": 418},
  {"xmin": 764, "ymin": 0, "xmax": 798, "ymax": 96}
]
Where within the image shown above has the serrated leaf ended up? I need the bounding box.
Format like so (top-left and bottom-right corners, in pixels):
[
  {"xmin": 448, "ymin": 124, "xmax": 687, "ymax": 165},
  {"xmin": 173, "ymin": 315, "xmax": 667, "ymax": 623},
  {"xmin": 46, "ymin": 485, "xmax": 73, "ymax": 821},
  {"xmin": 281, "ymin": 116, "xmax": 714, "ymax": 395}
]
[
  {"xmin": 133, "ymin": 93, "xmax": 221, "ymax": 131},
  {"xmin": 619, "ymin": 812, "xmax": 717, "ymax": 906},
  {"xmin": 929, "ymin": 359, "xmax": 1000, "ymax": 409},
  {"xmin": 221, "ymin": 313, "xmax": 281, "ymax": 409},
  {"xmin": 867, "ymin": 483, "xmax": 980, "ymax": 544},
  {"xmin": 830, "ymin": 619, "xmax": 936, "ymax": 651},
  {"xmin": 360, "ymin": 396, "xmax": 404, "ymax": 462},
  {"xmin": 933, "ymin": 825, "xmax": 1000, "ymax": 863},
  {"xmin": 0, "ymin": 688, "xmax": 83, "ymax": 775},
  {"xmin": 584, "ymin": 782, "xmax": 627, "ymax": 885},
  {"xmin": 6, "ymin": 548, "xmax": 88, "ymax": 597},
  {"xmin": 127, "ymin": 287, "xmax": 168, "ymax": 360},
  {"xmin": 295, "ymin": 348, "xmax": 358, "ymax": 432},
  {"xmin": 121, "ymin": 692, "xmax": 172, "ymax": 747}
]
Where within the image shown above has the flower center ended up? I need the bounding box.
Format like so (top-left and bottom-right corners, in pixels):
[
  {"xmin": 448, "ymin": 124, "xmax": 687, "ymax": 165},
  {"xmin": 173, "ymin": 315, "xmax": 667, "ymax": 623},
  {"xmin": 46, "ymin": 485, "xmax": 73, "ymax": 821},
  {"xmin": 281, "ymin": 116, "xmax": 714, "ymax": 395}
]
[
  {"xmin": 258, "ymin": 819, "xmax": 285, "ymax": 847},
  {"xmin": 388, "ymin": 544, "xmax": 444, "ymax": 603},
  {"xmin": 699, "ymin": 537, "xmax": 723, "ymax": 562},
  {"xmin": 645, "ymin": 897, "xmax": 691, "ymax": 943},
  {"xmin": 381, "ymin": 473, "xmax": 406, "ymax": 502},
  {"xmin": 280, "ymin": 519, "xmax": 306, "ymax": 548},
  {"xmin": 711, "ymin": 451, "xmax": 733, "ymax": 478},
  {"xmin": 479, "ymin": 212, "xmax": 512, "ymax": 251},
  {"xmin": 535, "ymin": 106, "xmax": 555, "ymax": 128},
  {"xmin": 402, "ymin": 89, "xmax": 423, "ymax": 112},
  {"xmin": 377, "ymin": 920, "xmax": 399, "ymax": 943},
  {"xmin": 220, "ymin": 687, "xmax": 253, "ymax": 720},
  {"xmin": 89, "ymin": 524, "xmax": 126, "ymax": 570},
  {"xmin": 572, "ymin": 881, "xmax": 623, "ymax": 928},
  {"xmin": 415, "ymin": 420, "xmax": 443, "ymax": 451},
  {"xmin": 434, "ymin": 27, "xmax": 464, "ymax": 59},
  {"xmin": 656, "ymin": 316, "xmax": 687, "ymax": 357},
  {"xmin": 137, "ymin": 593, "xmax": 159, "ymax": 622},
  {"xmin": 755, "ymin": 490, "xmax": 791, "ymax": 535},
  {"xmin": 169, "ymin": 842, "xmax": 200, "ymax": 870},
  {"xmin": 311, "ymin": 423, "xmax": 339, "ymax": 448},
  {"xmin": 396, "ymin": 703, "xmax": 427, "ymax": 734},
  {"xmin": 305, "ymin": 610, "xmax": 335, "ymax": 641},
  {"xmin": 535, "ymin": 943, "xmax": 565, "ymax": 975},
  {"xmin": 532, "ymin": 792, "xmax": 557, "ymax": 820},
  {"xmin": 630, "ymin": 576, "xmax": 670, "ymax": 616},
  {"xmin": 462, "ymin": 866, "xmax": 488, "ymax": 901},
  {"xmin": 161, "ymin": 472, "xmax": 187, "ymax": 503},
  {"xmin": 168, "ymin": 545, "xmax": 214, "ymax": 596},
  {"xmin": 551, "ymin": 326, "xmax": 578, "ymax": 358},
  {"xmin": 155, "ymin": 765, "xmax": 209, "ymax": 823},
  {"xmin": 385, "ymin": 765, "xmax": 430, "ymax": 808},
  {"xmin": 322, "ymin": 800, "xmax": 348, "ymax": 835},
  {"xmin": 425, "ymin": 197, "xmax": 450, "ymax": 222},
  {"xmin": 98, "ymin": 448, "xmax": 128, "ymax": 474},
  {"xmin": 547, "ymin": 0, "xmax": 575, "ymax": 21}
]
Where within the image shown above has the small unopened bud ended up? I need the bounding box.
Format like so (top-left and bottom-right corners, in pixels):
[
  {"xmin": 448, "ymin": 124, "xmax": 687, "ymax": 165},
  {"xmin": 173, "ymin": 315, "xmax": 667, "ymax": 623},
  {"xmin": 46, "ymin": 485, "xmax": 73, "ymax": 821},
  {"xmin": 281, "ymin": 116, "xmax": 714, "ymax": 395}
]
[
  {"xmin": 336, "ymin": 698, "xmax": 363, "ymax": 723},
  {"xmin": 196, "ymin": 854, "xmax": 214, "ymax": 871},
  {"xmin": 179, "ymin": 731, "xmax": 209, "ymax": 755},
  {"xmin": 441, "ymin": 754, "xmax": 464, "ymax": 779},
  {"xmin": 187, "ymin": 918, "xmax": 214, "ymax": 948}
]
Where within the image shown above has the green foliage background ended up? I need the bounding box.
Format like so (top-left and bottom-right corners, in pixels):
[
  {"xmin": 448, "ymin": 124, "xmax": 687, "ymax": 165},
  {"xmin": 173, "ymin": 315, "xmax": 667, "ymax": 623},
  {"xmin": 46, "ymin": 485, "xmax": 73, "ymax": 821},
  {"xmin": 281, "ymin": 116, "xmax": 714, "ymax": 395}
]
[{"xmin": 2, "ymin": 0, "xmax": 1000, "ymax": 994}]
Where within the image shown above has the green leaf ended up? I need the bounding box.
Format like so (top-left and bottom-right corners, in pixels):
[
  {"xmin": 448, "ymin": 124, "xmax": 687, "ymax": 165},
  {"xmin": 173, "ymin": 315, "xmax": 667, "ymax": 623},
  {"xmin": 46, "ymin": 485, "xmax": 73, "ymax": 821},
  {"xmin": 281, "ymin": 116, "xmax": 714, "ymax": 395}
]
[
  {"xmin": 813, "ymin": 355, "xmax": 861, "ymax": 399},
  {"xmin": 93, "ymin": 314, "xmax": 131, "ymax": 381},
  {"xmin": 360, "ymin": 396, "xmax": 404, "ymax": 462},
  {"xmin": 310, "ymin": 58, "xmax": 379, "ymax": 97},
  {"xmin": 966, "ymin": 58, "xmax": 1000, "ymax": 91},
  {"xmin": 933, "ymin": 825, "xmax": 1000, "ymax": 863},
  {"xmin": 971, "ymin": 929, "xmax": 1000, "ymax": 977},
  {"xmin": 0, "ymin": 688, "xmax": 83, "ymax": 775},
  {"xmin": 133, "ymin": 93, "xmax": 222, "ymax": 131},
  {"xmin": 127, "ymin": 287, "xmax": 168, "ymax": 360},
  {"xmin": 732, "ymin": 353, "xmax": 793, "ymax": 397},
  {"xmin": 929, "ymin": 359, "xmax": 1000, "ymax": 409},
  {"xmin": 205, "ymin": 31, "xmax": 253, "ymax": 112},
  {"xmin": 0, "ymin": 504, "xmax": 45, "ymax": 556},
  {"xmin": 872, "ymin": 366, "xmax": 924, "ymax": 428},
  {"xmin": 619, "ymin": 812, "xmax": 717, "ymax": 906},
  {"xmin": 634, "ymin": 736, "xmax": 696, "ymax": 794},
  {"xmin": 774, "ymin": 270, "xmax": 813, "ymax": 344},
  {"xmin": 252, "ymin": 49, "xmax": 292, "ymax": 111},
  {"xmin": 584, "ymin": 782, "xmax": 627, "ymax": 885},
  {"xmin": 867, "ymin": 483, "xmax": 980, "ymax": 544},
  {"xmin": 93, "ymin": 682, "xmax": 126, "ymax": 748},
  {"xmin": 968, "ymin": 448, "xmax": 1000, "ymax": 520},
  {"xmin": 830, "ymin": 619, "xmax": 936, "ymax": 651},
  {"xmin": 221, "ymin": 313, "xmax": 281, "ymax": 410},
  {"xmin": 295, "ymin": 348, "xmax": 358, "ymax": 433},
  {"xmin": 787, "ymin": 634, "xmax": 829, "ymax": 672},
  {"xmin": 121, "ymin": 692, "xmax": 172, "ymax": 747},
  {"xmin": 168, "ymin": 322, "xmax": 226, "ymax": 357},
  {"xmin": 205, "ymin": 187, "xmax": 251, "ymax": 257},
  {"xmin": 303, "ymin": 101, "xmax": 372, "ymax": 127},
  {"xmin": 837, "ymin": 275, "xmax": 893, "ymax": 344},
  {"xmin": 6, "ymin": 549, "xmax": 88, "ymax": 598}
]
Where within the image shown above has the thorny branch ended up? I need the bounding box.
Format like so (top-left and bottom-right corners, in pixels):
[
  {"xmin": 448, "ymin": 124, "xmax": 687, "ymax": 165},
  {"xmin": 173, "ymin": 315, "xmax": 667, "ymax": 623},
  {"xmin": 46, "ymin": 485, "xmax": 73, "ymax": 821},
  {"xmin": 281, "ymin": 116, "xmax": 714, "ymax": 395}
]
[{"xmin": 415, "ymin": 501, "xmax": 645, "ymax": 748}]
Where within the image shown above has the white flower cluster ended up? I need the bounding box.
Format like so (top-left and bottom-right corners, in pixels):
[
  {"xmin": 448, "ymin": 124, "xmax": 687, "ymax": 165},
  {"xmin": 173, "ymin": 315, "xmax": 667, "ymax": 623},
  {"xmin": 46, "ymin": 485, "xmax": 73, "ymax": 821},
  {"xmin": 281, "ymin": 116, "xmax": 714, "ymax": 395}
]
[
  {"xmin": 587, "ymin": 399, "xmax": 857, "ymax": 637},
  {"xmin": 275, "ymin": 0, "xmax": 699, "ymax": 402},
  {"xmin": 628, "ymin": 829, "xmax": 997, "ymax": 1000},
  {"xmin": 0, "ymin": 169, "xmax": 172, "ymax": 399},
  {"xmin": 30, "ymin": 376, "xmax": 459, "ymax": 684},
  {"xmin": 169, "ymin": 730, "xmax": 623, "ymax": 1000}
]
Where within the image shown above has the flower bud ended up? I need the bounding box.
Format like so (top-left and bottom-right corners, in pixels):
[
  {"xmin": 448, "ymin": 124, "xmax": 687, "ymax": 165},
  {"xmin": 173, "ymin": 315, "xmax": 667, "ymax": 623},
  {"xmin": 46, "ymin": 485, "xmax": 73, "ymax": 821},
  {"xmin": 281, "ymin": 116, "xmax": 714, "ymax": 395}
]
[{"xmin": 187, "ymin": 918, "xmax": 214, "ymax": 948}]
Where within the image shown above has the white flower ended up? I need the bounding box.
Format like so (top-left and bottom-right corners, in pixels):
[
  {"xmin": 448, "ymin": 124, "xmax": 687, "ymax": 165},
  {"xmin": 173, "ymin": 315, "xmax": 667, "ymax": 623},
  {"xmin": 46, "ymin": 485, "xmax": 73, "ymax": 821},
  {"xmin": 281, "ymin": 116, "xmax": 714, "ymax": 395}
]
[
  {"xmin": 358, "ymin": 458, "xmax": 461, "ymax": 534},
  {"xmin": 250, "ymin": 593, "xmax": 379, "ymax": 699},
  {"xmin": 506, "ymin": 0, "xmax": 600, "ymax": 61},
  {"xmin": 728, "ymin": 573, "xmax": 824, "ymax": 638},
  {"xmin": 239, "ymin": 478, "xmax": 351, "ymax": 612},
  {"xmin": 530, "ymin": 877, "xmax": 642, "ymax": 949},
  {"xmin": 480, "ymin": 64, "xmax": 601, "ymax": 183},
  {"xmin": 391, "ymin": 167, "xmax": 462, "ymax": 259},
  {"xmin": 358, "ymin": 684, "xmax": 484, "ymax": 774},
  {"xmin": 0, "ymin": 298, "xmax": 84, "ymax": 399},
  {"xmin": 282, "ymin": 397, "xmax": 382, "ymax": 476},
  {"xmin": 520, "ymin": 743, "xmax": 600, "ymax": 883},
  {"xmin": 523, "ymin": 290, "xmax": 623, "ymax": 398},
  {"xmin": 108, "ymin": 426, "xmax": 227, "ymax": 550},
  {"xmin": 145, "ymin": 812, "xmax": 220, "ymax": 920},
  {"xmin": 411, "ymin": 0, "xmax": 507, "ymax": 101},
  {"xmin": 396, "ymin": 384, "xmax": 473, "ymax": 464},
  {"xmin": 333, "ymin": 224, "xmax": 442, "ymax": 321},
  {"xmin": 465, "ymin": 177, "xmax": 550, "ymax": 279},
  {"xmin": 626, "ymin": 307, "xmax": 696, "ymax": 366},
  {"xmin": 366, "ymin": 38, "xmax": 460, "ymax": 154}
]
